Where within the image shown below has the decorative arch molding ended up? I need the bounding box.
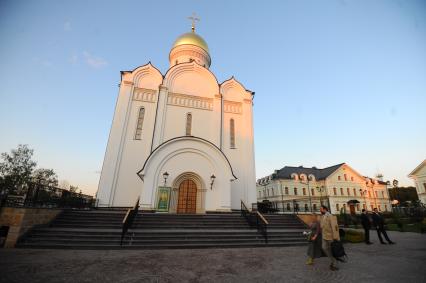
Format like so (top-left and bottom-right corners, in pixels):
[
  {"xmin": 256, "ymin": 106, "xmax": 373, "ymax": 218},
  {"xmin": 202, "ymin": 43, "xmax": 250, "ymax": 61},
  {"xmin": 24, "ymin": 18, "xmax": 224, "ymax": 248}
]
[
  {"xmin": 137, "ymin": 136, "xmax": 237, "ymax": 181},
  {"xmin": 121, "ymin": 62, "xmax": 163, "ymax": 89},
  {"xmin": 163, "ymin": 61, "xmax": 220, "ymax": 95},
  {"xmin": 172, "ymin": 171, "xmax": 206, "ymax": 191},
  {"xmin": 220, "ymin": 76, "xmax": 252, "ymax": 101}
]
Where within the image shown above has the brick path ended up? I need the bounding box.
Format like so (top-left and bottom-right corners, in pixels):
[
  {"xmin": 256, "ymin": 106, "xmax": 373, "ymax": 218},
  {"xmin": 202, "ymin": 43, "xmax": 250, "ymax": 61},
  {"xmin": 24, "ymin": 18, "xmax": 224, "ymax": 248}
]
[{"xmin": 0, "ymin": 231, "xmax": 425, "ymax": 283}]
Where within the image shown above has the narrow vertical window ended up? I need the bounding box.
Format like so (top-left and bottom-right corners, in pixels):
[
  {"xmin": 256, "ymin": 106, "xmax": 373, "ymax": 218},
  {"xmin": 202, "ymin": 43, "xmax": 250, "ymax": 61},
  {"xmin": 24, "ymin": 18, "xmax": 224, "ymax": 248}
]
[
  {"xmin": 134, "ymin": 107, "xmax": 145, "ymax": 140},
  {"xmin": 185, "ymin": 113, "xmax": 192, "ymax": 136},
  {"xmin": 230, "ymin": 118, "xmax": 235, "ymax": 148}
]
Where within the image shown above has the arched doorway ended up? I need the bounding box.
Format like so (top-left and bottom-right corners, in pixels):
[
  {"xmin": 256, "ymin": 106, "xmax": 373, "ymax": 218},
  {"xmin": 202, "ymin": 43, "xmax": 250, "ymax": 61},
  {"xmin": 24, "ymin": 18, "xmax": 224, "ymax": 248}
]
[{"xmin": 177, "ymin": 179, "xmax": 197, "ymax": 213}]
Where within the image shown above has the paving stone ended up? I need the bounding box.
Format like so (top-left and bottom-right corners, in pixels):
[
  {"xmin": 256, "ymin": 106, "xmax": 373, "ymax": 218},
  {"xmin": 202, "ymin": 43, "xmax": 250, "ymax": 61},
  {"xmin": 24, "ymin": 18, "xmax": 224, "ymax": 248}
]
[{"xmin": 0, "ymin": 231, "xmax": 425, "ymax": 283}]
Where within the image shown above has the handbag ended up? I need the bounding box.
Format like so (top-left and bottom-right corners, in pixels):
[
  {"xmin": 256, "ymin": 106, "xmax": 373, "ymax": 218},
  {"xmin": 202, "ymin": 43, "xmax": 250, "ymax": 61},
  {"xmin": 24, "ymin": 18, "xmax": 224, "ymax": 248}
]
[{"xmin": 331, "ymin": 240, "xmax": 348, "ymax": 262}]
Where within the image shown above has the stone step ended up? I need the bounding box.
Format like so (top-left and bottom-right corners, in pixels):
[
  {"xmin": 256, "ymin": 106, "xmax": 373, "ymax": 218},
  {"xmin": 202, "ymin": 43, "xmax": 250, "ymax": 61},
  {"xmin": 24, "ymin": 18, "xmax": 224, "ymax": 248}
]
[{"xmin": 17, "ymin": 241, "xmax": 307, "ymax": 250}]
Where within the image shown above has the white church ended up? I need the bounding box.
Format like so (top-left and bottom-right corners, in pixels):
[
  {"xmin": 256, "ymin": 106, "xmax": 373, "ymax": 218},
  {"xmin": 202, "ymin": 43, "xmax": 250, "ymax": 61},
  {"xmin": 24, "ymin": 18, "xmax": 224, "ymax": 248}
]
[{"xmin": 96, "ymin": 22, "xmax": 256, "ymax": 213}]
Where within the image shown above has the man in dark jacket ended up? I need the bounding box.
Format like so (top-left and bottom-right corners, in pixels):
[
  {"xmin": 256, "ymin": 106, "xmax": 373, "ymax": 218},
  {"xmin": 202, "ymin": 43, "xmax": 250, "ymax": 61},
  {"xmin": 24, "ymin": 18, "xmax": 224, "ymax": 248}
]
[
  {"xmin": 372, "ymin": 208, "xmax": 395, "ymax": 245},
  {"xmin": 360, "ymin": 209, "xmax": 372, "ymax": 244}
]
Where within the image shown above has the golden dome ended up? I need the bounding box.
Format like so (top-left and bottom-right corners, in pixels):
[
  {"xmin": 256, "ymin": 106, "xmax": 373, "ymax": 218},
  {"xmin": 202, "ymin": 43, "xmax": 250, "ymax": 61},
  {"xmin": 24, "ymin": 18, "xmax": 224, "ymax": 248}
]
[{"xmin": 172, "ymin": 32, "xmax": 209, "ymax": 53}]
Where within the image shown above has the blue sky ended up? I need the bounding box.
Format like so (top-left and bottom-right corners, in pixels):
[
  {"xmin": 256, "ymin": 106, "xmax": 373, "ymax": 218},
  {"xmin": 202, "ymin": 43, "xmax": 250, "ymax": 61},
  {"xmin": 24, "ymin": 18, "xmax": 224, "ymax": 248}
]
[{"xmin": 0, "ymin": 0, "xmax": 425, "ymax": 195}]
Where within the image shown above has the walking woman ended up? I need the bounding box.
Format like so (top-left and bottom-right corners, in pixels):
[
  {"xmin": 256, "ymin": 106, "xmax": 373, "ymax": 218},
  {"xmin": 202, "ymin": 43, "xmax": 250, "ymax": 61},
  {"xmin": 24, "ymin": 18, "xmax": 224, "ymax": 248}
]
[{"xmin": 306, "ymin": 215, "xmax": 323, "ymax": 265}]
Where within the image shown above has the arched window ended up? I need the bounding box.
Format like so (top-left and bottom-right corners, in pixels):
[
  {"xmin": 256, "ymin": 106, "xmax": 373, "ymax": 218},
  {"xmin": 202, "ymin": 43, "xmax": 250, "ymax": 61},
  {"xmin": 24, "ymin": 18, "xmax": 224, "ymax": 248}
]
[
  {"xmin": 294, "ymin": 188, "xmax": 298, "ymax": 195},
  {"xmin": 302, "ymin": 188, "xmax": 306, "ymax": 195},
  {"xmin": 313, "ymin": 204, "xmax": 317, "ymax": 211},
  {"xmin": 287, "ymin": 203, "xmax": 291, "ymax": 211},
  {"xmin": 230, "ymin": 118, "xmax": 236, "ymax": 148},
  {"xmin": 285, "ymin": 187, "xmax": 289, "ymax": 195},
  {"xmin": 340, "ymin": 188, "xmax": 344, "ymax": 195},
  {"xmin": 353, "ymin": 188, "xmax": 357, "ymax": 196},
  {"xmin": 311, "ymin": 188, "xmax": 315, "ymax": 196},
  {"xmin": 185, "ymin": 113, "xmax": 192, "ymax": 136},
  {"xmin": 134, "ymin": 107, "xmax": 145, "ymax": 140},
  {"xmin": 304, "ymin": 204, "xmax": 309, "ymax": 211},
  {"xmin": 347, "ymin": 188, "xmax": 350, "ymax": 196},
  {"xmin": 333, "ymin": 187, "xmax": 337, "ymax": 195},
  {"xmin": 336, "ymin": 203, "xmax": 340, "ymax": 211}
]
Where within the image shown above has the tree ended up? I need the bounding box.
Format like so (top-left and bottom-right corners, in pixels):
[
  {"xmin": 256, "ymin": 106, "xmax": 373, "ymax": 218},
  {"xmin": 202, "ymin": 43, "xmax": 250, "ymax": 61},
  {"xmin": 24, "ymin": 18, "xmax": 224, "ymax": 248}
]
[
  {"xmin": 58, "ymin": 180, "xmax": 70, "ymax": 190},
  {"xmin": 0, "ymin": 144, "xmax": 37, "ymax": 193},
  {"xmin": 69, "ymin": 185, "xmax": 79, "ymax": 193},
  {"xmin": 31, "ymin": 168, "xmax": 58, "ymax": 187}
]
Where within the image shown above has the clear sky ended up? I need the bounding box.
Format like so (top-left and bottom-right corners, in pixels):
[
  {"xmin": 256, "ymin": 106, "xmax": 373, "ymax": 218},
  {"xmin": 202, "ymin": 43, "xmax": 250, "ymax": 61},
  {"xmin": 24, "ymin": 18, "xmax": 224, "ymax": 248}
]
[{"xmin": 0, "ymin": 0, "xmax": 425, "ymax": 195}]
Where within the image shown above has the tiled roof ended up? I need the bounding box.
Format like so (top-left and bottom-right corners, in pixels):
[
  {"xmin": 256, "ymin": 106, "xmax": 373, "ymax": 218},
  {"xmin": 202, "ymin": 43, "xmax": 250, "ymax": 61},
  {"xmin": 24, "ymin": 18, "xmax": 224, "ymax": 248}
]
[{"xmin": 273, "ymin": 163, "xmax": 345, "ymax": 180}]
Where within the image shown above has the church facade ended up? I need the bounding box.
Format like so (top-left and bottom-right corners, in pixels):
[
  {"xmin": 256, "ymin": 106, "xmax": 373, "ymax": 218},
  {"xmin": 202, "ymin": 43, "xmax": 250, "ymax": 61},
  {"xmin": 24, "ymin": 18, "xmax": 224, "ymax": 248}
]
[{"xmin": 96, "ymin": 26, "xmax": 256, "ymax": 212}]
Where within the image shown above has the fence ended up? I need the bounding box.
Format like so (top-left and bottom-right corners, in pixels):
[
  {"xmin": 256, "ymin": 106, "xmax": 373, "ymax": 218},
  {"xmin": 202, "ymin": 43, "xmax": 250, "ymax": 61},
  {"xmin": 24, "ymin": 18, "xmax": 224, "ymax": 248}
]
[
  {"xmin": 253, "ymin": 197, "xmax": 330, "ymax": 214},
  {"xmin": 0, "ymin": 182, "xmax": 95, "ymax": 209}
]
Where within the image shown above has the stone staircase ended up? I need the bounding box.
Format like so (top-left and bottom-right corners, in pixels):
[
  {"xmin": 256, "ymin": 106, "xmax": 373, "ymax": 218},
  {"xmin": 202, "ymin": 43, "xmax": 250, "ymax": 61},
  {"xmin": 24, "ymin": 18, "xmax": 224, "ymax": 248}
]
[{"xmin": 17, "ymin": 210, "xmax": 307, "ymax": 249}]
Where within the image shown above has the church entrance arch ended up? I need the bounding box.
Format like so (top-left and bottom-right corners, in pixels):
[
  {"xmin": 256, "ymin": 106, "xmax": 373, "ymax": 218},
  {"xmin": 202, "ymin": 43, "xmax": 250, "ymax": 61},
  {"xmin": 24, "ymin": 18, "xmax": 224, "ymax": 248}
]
[{"xmin": 177, "ymin": 179, "xmax": 197, "ymax": 214}]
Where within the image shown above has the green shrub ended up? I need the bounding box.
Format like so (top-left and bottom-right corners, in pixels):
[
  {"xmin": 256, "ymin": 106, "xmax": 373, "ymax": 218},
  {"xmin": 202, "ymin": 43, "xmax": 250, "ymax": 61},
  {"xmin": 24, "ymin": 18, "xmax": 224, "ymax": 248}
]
[{"xmin": 343, "ymin": 229, "xmax": 364, "ymax": 243}]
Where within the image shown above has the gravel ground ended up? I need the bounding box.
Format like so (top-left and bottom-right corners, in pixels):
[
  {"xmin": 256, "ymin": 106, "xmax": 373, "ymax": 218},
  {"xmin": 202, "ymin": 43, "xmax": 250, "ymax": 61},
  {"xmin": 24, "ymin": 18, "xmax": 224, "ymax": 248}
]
[{"xmin": 0, "ymin": 231, "xmax": 425, "ymax": 283}]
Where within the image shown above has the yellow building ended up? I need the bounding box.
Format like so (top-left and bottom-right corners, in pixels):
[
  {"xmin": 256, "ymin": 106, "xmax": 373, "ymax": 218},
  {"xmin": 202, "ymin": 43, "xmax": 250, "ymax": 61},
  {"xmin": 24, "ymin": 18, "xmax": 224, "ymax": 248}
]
[{"xmin": 256, "ymin": 163, "xmax": 391, "ymax": 214}]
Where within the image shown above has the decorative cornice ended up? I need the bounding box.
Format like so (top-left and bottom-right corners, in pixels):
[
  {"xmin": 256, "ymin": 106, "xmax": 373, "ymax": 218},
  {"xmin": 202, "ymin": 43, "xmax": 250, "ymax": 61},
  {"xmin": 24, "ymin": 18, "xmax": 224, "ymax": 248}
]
[
  {"xmin": 243, "ymin": 98, "xmax": 252, "ymax": 104},
  {"xmin": 122, "ymin": 80, "xmax": 134, "ymax": 86},
  {"xmin": 167, "ymin": 92, "xmax": 213, "ymax": 111},
  {"xmin": 224, "ymin": 100, "xmax": 242, "ymax": 114},
  {"xmin": 133, "ymin": 87, "xmax": 157, "ymax": 103}
]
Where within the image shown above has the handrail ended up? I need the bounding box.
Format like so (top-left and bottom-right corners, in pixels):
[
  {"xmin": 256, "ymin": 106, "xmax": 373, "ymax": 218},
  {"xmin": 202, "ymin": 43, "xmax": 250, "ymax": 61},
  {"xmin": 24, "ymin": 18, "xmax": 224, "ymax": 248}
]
[
  {"xmin": 256, "ymin": 211, "xmax": 269, "ymax": 225},
  {"xmin": 121, "ymin": 197, "xmax": 140, "ymax": 246},
  {"xmin": 241, "ymin": 200, "xmax": 268, "ymax": 243}
]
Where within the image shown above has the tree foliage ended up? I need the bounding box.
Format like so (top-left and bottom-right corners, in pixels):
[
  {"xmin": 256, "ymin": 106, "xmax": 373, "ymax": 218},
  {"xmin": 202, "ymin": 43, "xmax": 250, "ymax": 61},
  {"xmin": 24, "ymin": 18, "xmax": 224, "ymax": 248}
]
[
  {"xmin": 0, "ymin": 144, "xmax": 37, "ymax": 193},
  {"xmin": 32, "ymin": 168, "xmax": 58, "ymax": 187}
]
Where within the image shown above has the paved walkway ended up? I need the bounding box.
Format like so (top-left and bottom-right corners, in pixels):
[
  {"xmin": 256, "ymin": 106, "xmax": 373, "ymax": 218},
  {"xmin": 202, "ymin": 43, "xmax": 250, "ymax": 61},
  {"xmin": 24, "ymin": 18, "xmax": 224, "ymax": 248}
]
[{"xmin": 1, "ymin": 231, "xmax": 425, "ymax": 283}]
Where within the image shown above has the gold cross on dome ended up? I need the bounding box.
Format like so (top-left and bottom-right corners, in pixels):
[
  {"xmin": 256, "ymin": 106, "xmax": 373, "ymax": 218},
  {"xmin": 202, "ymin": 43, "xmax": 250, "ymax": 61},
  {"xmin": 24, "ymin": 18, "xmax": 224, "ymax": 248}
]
[{"xmin": 188, "ymin": 12, "xmax": 200, "ymax": 32}]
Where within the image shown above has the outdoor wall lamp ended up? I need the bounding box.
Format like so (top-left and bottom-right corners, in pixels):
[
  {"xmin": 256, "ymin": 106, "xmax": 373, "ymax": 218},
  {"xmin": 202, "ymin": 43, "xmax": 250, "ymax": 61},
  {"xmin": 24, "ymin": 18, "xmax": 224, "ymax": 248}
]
[
  {"xmin": 210, "ymin": 174, "xmax": 216, "ymax": 190},
  {"xmin": 163, "ymin": 172, "xmax": 169, "ymax": 186}
]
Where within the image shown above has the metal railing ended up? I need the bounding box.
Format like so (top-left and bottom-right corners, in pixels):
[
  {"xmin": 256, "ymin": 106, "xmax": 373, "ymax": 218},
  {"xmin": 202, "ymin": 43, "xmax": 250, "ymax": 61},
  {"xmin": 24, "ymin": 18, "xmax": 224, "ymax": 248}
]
[
  {"xmin": 253, "ymin": 198, "xmax": 330, "ymax": 215},
  {"xmin": 0, "ymin": 182, "xmax": 94, "ymax": 209},
  {"xmin": 121, "ymin": 197, "xmax": 140, "ymax": 246},
  {"xmin": 241, "ymin": 200, "xmax": 268, "ymax": 243}
]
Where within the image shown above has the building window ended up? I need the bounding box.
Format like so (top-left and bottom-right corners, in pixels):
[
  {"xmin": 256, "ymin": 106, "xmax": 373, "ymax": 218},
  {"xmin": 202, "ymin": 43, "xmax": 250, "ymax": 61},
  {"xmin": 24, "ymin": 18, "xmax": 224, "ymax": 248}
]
[
  {"xmin": 313, "ymin": 204, "xmax": 317, "ymax": 211},
  {"xmin": 356, "ymin": 204, "xmax": 360, "ymax": 211},
  {"xmin": 185, "ymin": 113, "xmax": 192, "ymax": 136},
  {"xmin": 134, "ymin": 107, "xmax": 145, "ymax": 140},
  {"xmin": 338, "ymin": 176, "xmax": 341, "ymax": 181},
  {"xmin": 333, "ymin": 187, "xmax": 337, "ymax": 195},
  {"xmin": 351, "ymin": 176, "xmax": 354, "ymax": 181},
  {"xmin": 344, "ymin": 174, "xmax": 347, "ymax": 181},
  {"xmin": 287, "ymin": 203, "xmax": 291, "ymax": 211},
  {"xmin": 304, "ymin": 204, "xmax": 309, "ymax": 211},
  {"xmin": 336, "ymin": 203, "xmax": 340, "ymax": 211},
  {"xmin": 353, "ymin": 188, "xmax": 356, "ymax": 196},
  {"xmin": 378, "ymin": 205, "xmax": 381, "ymax": 211},
  {"xmin": 423, "ymin": 183, "xmax": 426, "ymax": 192},
  {"xmin": 343, "ymin": 204, "xmax": 346, "ymax": 211},
  {"xmin": 340, "ymin": 188, "xmax": 344, "ymax": 195},
  {"xmin": 294, "ymin": 188, "xmax": 298, "ymax": 195},
  {"xmin": 363, "ymin": 204, "xmax": 366, "ymax": 210},
  {"xmin": 311, "ymin": 188, "xmax": 315, "ymax": 196},
  {"xmin": 347, "ymin": 188, "xmax": 350, "ymax": 196},
  {"xmin": 230, "ymin": 118, "xmax": 235, "ymax": 148},
  {"xmin": 285, "ymin": 187, "xmax": 289, "ymax": 195},
  {"xmin": 303, "ymin": 188, "xmax": 306, "ymax": 195}
]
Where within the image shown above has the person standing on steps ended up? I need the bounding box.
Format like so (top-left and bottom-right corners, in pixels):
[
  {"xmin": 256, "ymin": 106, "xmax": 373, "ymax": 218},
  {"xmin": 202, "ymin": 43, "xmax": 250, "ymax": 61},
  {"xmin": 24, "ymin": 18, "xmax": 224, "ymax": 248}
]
[
  {"xmin": 306, "ymin": 215, "xmax": 323, "ymax": 265},
  {"xmin": 361, "ymin": 209, "xmax": 373, "ymax": 244},
  {"xmin": 320, "ymin": 205, "xmax": 340, "ymax": 271},
  {"xmin": 372, "ymin": 208, "xmax": 395, "ymax": 245}
]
